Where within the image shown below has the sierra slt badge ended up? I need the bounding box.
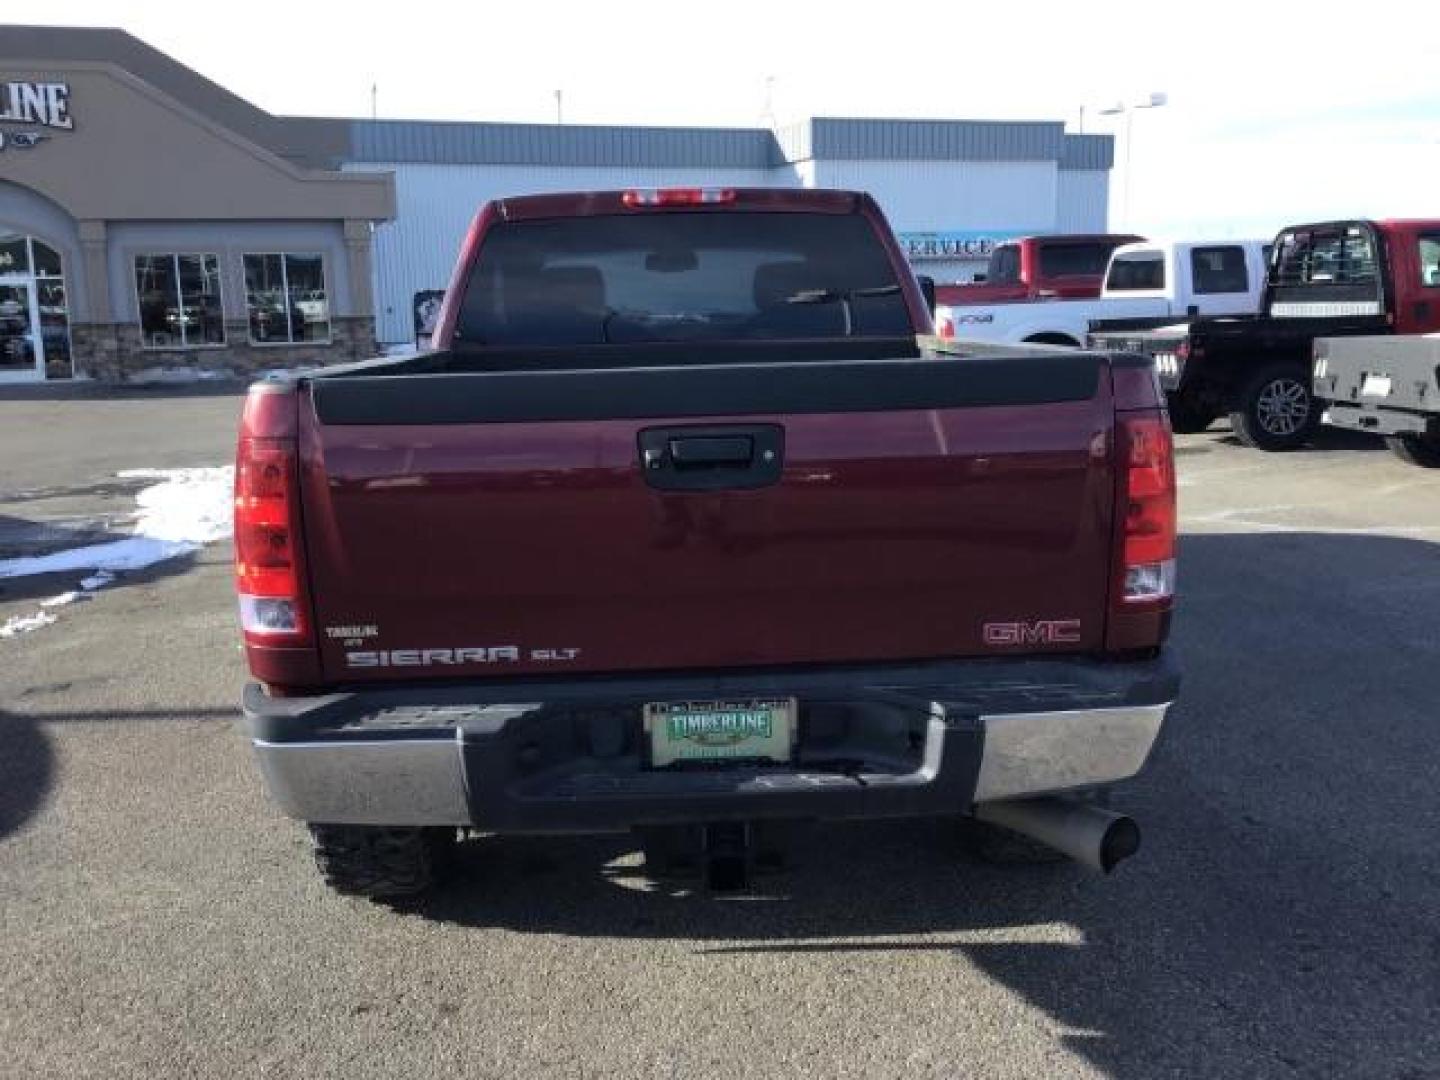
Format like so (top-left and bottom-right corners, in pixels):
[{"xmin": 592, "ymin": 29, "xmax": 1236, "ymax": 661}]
[
  {"xmin": 346, "ymin": 646, "xmax": 581, "ymax": 668},
  {"xmin": 983, "ymin": 619, "xmax": 1082, "ymax": 646}
]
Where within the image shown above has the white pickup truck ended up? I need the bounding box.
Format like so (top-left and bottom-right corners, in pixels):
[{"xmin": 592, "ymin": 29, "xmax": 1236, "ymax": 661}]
[{"xmin": 936, "ymin": 239, "xmax": 1272, "ymax": 348}]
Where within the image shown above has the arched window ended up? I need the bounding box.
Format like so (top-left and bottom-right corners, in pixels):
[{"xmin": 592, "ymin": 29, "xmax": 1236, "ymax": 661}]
[
  {"xmin": 0, "ymin": 233, "xmax": 72, "ymax": 380},
  {"xmin": 32, "ymin": 238, "xmax": 64, "ymax": 279}
]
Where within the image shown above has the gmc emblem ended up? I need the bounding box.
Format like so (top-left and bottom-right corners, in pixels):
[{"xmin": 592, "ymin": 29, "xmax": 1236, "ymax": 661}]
[{"xmin": 983, "ymin": 619, "xmax": 1082, "ymax": 646}]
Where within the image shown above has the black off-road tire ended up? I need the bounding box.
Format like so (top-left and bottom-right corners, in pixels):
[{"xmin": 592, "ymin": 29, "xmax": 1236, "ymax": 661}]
[
  {"xmin": 1229, "ymin": 364, "xmax": 1319, "ymax": 451},
  {"xmin": 1385, "ymin": 433, "xmax": 1440, "ymax": 468},
  {"xmin": 308, "ymin": 824, "xmax": 454, "ymax": 899},
  {"xmin": 1165, "ymin": 395, "xmax": 1219, "ymax": 434}
]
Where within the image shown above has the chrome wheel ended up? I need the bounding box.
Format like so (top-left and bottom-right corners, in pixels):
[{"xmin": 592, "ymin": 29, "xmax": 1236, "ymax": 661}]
[{"xmin": 1255, "ymin": 377, "xmax": 1310, "ymax": 436}]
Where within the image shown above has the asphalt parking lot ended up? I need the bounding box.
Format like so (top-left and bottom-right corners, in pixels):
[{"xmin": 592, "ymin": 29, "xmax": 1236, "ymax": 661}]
[{"xmin": 2, "ymin": 385, "xmax": 1439, "ymax": 1079}]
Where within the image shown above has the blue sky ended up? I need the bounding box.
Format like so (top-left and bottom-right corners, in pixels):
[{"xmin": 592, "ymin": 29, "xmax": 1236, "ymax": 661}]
[{"xmin": 19, "ymin": 0, "xmax": 1440, "ymax": 237}]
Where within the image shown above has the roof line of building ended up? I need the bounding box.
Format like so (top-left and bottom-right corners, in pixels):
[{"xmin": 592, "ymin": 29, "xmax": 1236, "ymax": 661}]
[
  {"xmin": 346, "ymin": 118, "xmax": 1113, "ymax": 171},
  {"xmin": 3, "ymin": 25, "xmax": 1113, "ymax": 171}
]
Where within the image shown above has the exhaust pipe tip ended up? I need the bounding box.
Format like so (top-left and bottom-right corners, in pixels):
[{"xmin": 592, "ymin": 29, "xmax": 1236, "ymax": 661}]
[
  {"xmin": 1097, "ymin": 814, "xmax": 1141, "ymax": 873},
  {"xmin": 975, "ymin": 796, "xmax": 1141, "ymax": 874}
]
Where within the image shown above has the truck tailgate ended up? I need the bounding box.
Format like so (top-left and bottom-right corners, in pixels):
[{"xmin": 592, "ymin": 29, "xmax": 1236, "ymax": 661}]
[
  {"xmin": 297, "ymin": 356, "xmax": 1118, "ymax": 682},
  {"xmin": 1316, "ymin": 334, "xmax": 1440, "ymax": 411}
]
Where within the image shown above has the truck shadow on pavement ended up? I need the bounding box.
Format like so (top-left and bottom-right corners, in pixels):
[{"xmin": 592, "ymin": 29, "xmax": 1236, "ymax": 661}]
[
  {"xmin": 403, "ymin": 529, "xmax": 1440, "ymax": 1078},
  {"xmin": 0, "ymin": 710, "xmax": 55, "ymax": 844}
]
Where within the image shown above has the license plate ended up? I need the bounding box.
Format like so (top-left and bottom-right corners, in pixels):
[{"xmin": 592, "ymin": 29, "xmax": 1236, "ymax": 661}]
[
  {"xmin": 1361, "ymin": 374, "xmax": 1393, "ymax": 397},
  {"xmin": 645, "ymin": 698, "xmax": 796, "ymax": 767}
]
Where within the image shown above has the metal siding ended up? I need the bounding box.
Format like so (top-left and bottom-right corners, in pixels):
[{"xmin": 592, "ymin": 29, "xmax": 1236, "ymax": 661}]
[
  {"xmin": 348, "ymin": 121, "xmax": 775, "ymax": 169},
  {"xmin": 1055, "ymin": 170, "xmax": 1111, "ymax": 232},
  {"xmin": 812, "ymin": 160, "xmax": 1058, "ymax": 233},
  {"xmin": 354, "ymin": 163, "xmax": 786, "ymax": 343},
  {"xmin": 348, "ymin": 118, "xmax": 1097, "ymax": 169},
  {"xmin": 805, "ymin": 119, "xmax": 1065, "ymax": 162},
  {"xmin": 811, "ymin": 159, "xmax": 1062, "ymax": 283},
  {"xmin": 1060, "ymin": 134, "xmax": 1114, "ymax": 171}
]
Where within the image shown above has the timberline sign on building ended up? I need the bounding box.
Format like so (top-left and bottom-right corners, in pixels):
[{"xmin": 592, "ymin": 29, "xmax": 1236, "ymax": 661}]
[{"xmin": 0, "ymin": 81, "xmax": 73, "ymax": 151}]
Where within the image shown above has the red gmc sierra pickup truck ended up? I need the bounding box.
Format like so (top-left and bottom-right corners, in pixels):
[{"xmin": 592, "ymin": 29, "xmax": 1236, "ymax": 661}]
[{"xmin": 235, "ymin": 187, "xmax": 1180, "ymax": 898}]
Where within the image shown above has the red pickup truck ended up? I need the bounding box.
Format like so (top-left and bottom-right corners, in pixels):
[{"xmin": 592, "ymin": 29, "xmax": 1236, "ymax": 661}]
[
  {"xmin": 235, "ymin": 188, "xmax": 1179, "ymax": 897},
  {"xmin": 935, "ymin": 233, "xmax": 1144, "ymax": 307}
]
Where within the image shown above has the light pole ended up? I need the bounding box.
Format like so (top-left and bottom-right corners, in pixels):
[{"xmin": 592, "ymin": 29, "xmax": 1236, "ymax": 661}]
[{"xmin": 1099, "ymin": 92, "xmax": 1167, "ymax": 230}]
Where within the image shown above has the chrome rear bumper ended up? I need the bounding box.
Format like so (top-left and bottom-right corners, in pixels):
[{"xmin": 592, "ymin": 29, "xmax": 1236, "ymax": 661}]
[
  {"xmin": 253, "ymin": 737, "xmax": 471, "ymax": 826},
  {"xmin": 973, "ymin": 704, "xmax": 1168, "ymax": 802},
  {"xmin": 247, "ymin": 669, "xmax": 1174, "ymax": 828}
]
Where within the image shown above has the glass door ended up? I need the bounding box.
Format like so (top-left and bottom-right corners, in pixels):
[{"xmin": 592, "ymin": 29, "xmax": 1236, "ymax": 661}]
[{"xmin": 0, "ymin": 279, "xmax": 44, "ymax": 381}]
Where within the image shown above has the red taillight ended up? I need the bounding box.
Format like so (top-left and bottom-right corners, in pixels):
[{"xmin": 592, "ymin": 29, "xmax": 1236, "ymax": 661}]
[
  {"xmin": 235, "ymin": 434, "xmax": 308, "ymax": 643},
  {"xmin": 622, "ymin": 187, "xmax": 736, "ymax": 208},
  {"xmin": 1119, "ymin": 413, "xmax": 1176, "ymax": 603},
  {"xmin": 937, "ymin": 316, "xmax": 956, "ymax": 339}
]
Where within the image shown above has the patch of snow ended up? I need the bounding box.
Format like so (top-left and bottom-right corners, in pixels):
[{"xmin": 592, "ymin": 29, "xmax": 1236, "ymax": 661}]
[
  {"xmin": 0, "ymin": 611, "xmax": 57, "ymax": 638},
  {"xmin": 0, "ymin": 466, "xmax": 235, "ymax": 643},
  {"xmin": 0, "ymin": 467, "xmax": 233, "ymax": 581},
  {"xmin": 117, "ymin": 467, "xmax": 233, "ymax": 546},
  {"xmin": 0, "ymin": 537, "xmax": 185, "ymax": 580}
]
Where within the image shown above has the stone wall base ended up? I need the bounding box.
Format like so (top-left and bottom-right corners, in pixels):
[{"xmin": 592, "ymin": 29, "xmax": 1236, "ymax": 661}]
[{"xmin": 64, "ymin": 317, "xmax": 378, "ymax": 382}]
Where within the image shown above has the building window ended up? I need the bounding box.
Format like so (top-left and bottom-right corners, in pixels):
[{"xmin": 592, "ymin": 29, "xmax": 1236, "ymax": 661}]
[
  {"xmin": 1, "ymin": 233, "xmax": 73, "ymax": 378},
  {"xmin": 244, "ymin": 254, "xmax": 330, "ymax": 344},
  {"xmin": 134, "ymin": 254, "xmax": 225, "ymax": 348},
  {"xmin": 1190, "ymin": 246, "xmax": 1249, "ymax": 294}
]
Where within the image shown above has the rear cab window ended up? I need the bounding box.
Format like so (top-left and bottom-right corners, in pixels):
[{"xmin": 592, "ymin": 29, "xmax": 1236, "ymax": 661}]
[
  {"xmin": 455, "ymin": 212, "xmax": 913, "ymax": 347},
  {"xmin": 985, "ymin": 244, "xmax": 1021, "ymax": 285},
  {"xmin": 1418, "ymin": 234, "xmax": 1440, "ymax": 289},
  {"xmin": 1190, "ymin": 246, "xmax": 1249, "ymax": 294},
  {"xmin": 1267, "ymin": 222, "xmax": 1384, "ymax": 315},
  {"xmin": 1038, "ymin": 242, "xmax": 1113, "ymax": 278},
  {"xmin": 1106, "ymin": 250, "xmax": 1166, "ymax": 292}
]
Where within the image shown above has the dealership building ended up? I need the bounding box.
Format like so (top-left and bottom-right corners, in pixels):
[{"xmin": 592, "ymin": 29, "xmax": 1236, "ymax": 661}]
[{"xmin": 1, "ymin": 27, "xmax": 1114, "ymax": 382}]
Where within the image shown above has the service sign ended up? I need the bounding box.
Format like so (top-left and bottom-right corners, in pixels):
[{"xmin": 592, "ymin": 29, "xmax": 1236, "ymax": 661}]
[
  {"xmin": 897, "ymin": 230, "xmax": 1027, "ymax": 261},
  {"xmin": 0, "ymin": 81, "xmax": 73, "ymax": 152}
]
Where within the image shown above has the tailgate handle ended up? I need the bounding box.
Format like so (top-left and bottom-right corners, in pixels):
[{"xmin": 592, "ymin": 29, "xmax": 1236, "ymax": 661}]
[
  {"xmin": 638, "ymin": 425, "xmax": 784, "ymax": 491},
  {"xmin": 669, "ymin": 435, "xmax": 753, "ymax": 467}
]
